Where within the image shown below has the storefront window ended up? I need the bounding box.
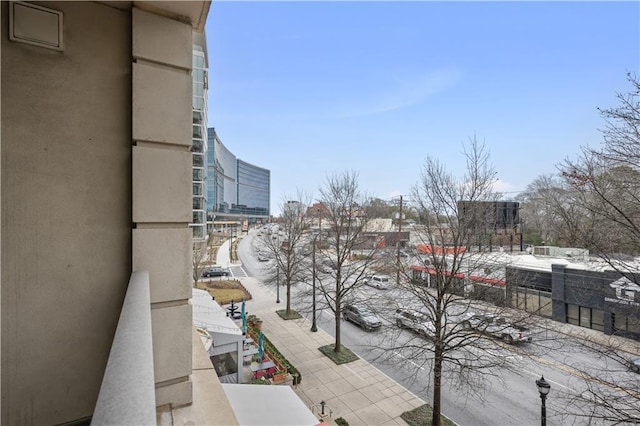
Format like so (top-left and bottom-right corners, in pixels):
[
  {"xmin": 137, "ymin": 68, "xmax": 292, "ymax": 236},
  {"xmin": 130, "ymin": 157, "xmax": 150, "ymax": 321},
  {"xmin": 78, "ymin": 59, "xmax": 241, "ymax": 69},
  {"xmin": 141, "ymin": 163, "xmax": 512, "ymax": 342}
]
[
  {"xmin": 591, "ymin": 309, "xmax": 604, "ymax": 332},
  {"xmin": 567, "ymin": 304, "xmax": 579, "ymax": 325}
]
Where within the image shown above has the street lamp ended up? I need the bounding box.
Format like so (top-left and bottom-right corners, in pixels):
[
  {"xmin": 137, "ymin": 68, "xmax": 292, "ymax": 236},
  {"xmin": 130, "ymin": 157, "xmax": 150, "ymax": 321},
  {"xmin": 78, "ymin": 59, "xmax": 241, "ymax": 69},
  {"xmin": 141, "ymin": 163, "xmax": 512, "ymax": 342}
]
[
  {"xmin": 536, "ymin": 375, "xmax": 551, "ymax": 426},
  {"xmin": 311, "ymin": 232, "xmax": 319, "ymax": 332},
  {"xmin": 276, "ymin": 265, "xmax": 280, "ymax": 303}
]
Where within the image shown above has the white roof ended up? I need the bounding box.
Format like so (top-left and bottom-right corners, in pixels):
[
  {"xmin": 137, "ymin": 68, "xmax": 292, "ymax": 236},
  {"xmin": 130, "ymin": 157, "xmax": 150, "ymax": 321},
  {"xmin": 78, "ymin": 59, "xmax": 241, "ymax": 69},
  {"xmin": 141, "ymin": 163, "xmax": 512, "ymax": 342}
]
[
  {"xmin": 222, "ymin": 384, "xmax": 320, "ymax": 426},
  {"xmin": 192, "ymin": 289, "xmax": 242, "ymax": 336}
]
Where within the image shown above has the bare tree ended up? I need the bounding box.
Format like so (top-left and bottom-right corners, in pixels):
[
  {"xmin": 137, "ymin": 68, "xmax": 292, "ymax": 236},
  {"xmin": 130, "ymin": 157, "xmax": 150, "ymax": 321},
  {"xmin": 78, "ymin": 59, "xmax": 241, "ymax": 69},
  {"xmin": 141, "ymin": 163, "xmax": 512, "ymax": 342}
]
[
  {"xmin": 560, "ymin": 74, "xmax": 640, "ymax": 258},
  {"xmin": 315, "ymin": 170, "xmax": 380, "ymax": 353},
  {"xmin": 546, "ymin": 74, "xmax": 640, "ymax": 424},
  {"xmin": 376, "ymin": 137, "xmax": 538, "ymax": 426},
  {"xmin": 545, "ymin": 328, "xmax": 640, "ymax": 425},
  {"xmin": 255, "ymin": 192, "xmax": 313, "ymax": 316},
  {"xmin": 193, "ymin": 230, "xmax": 220, "ymax": 285}
]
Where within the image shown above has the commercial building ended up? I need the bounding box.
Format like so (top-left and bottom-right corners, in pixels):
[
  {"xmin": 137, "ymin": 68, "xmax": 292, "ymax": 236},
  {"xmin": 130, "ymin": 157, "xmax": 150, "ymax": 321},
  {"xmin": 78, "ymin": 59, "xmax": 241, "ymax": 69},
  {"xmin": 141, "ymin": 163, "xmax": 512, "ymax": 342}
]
[
  {"xmin": 410, "ymin": 248, "xmax": 640, "ymax": 341},
  {"xmin": 1, "ymin": 2, "xmax": 237, "ymax": 424},
  {"xmin": 207, "ymin": 127, "xmax": 270, "ymax": 218}
]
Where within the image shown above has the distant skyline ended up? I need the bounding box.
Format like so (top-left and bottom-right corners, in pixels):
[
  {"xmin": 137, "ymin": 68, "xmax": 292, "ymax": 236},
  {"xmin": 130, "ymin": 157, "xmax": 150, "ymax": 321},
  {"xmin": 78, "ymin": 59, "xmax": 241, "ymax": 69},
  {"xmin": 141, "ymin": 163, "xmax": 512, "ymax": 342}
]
[{"xmin": 206, "ymin": 1, "xmax": 640, "ymax": 214}]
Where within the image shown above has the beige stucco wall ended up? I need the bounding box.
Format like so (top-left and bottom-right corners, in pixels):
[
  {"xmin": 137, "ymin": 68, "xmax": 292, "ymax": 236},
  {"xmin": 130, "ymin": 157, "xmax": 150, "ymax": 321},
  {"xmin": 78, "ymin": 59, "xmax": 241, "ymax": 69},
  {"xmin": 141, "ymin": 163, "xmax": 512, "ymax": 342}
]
[
  {"xmin": 1, "ymin": 2, "xmax": 132, "ymax": 424},
  {"xmin": 131, "ymin": 6, "xmax": 195, "ymax": 409}
]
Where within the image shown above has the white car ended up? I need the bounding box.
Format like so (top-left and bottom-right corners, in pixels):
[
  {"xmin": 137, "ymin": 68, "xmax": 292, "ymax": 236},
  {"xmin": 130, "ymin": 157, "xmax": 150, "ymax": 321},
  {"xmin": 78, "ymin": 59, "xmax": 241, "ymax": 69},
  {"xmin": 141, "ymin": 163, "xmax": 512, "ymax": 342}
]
[
  {"xmin": 363, "ymin": 274, "xmax": 391, "ymax": 289},
  {"xmin": 460, "ymin": 314, "xmax": 532, "ymax": 344},
  {"xmin": 394, "ymin": 309, "xmax": 435, "ymax": 339}
]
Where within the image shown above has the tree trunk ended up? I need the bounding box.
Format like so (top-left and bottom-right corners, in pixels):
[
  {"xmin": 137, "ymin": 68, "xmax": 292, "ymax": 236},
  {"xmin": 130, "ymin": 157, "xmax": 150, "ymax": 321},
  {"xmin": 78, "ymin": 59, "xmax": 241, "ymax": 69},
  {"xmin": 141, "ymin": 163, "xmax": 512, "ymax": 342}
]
[
  {"xmin": 432, "ymin": 343, "xmax": 443, "ymax": 426},
  {"xmin": 335, "ymin": 295, "xmax": 341, "ymax": 353},
  {"xmin": 286, "ymin": 281, "xmax": 291, "ymax": 314}
]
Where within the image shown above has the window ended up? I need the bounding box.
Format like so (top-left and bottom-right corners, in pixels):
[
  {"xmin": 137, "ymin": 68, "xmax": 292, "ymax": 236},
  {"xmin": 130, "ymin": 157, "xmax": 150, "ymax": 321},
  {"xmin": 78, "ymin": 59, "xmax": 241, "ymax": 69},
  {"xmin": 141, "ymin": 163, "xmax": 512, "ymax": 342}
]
[
  {"xmin": 614, "ymin": 313, "xmax": 640, "ymax": 333},
  {"xmin": 567, "ymin": 304, "xmax": 579, "ymax": 325}
]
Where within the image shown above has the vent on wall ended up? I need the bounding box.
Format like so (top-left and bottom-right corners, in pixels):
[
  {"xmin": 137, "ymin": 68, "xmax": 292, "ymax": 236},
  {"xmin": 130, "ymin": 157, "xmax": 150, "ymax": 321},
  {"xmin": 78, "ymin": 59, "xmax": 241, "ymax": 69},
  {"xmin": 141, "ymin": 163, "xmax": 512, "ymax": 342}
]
[{"xmin": 9, "ymin": 1, "xmax": 64, "ymax": 51}]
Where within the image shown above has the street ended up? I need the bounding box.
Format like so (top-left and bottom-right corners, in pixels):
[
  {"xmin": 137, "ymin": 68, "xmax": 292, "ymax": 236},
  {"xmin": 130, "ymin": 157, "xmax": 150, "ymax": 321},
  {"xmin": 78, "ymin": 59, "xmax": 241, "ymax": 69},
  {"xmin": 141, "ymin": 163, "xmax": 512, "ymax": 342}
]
[{"xmin": 237, "ymin": 232, "xmax": 636, "ymax": 425}]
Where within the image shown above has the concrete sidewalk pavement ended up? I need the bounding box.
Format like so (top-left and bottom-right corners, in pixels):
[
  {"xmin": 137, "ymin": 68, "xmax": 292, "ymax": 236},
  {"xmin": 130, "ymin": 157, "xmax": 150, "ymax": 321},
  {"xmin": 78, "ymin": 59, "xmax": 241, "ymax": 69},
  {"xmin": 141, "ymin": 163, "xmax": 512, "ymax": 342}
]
[{"xmin": 216, "ymin": 237, "xmax": 426, "ymax": 425}]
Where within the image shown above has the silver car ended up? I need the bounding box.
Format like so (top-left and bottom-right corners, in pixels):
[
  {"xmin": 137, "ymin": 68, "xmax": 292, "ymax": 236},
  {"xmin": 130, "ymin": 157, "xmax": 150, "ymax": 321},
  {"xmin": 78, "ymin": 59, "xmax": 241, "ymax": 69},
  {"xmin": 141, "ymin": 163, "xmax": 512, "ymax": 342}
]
[{"xmin": 344, "ymin": 304, "xmax": 382, "ymax": 331}]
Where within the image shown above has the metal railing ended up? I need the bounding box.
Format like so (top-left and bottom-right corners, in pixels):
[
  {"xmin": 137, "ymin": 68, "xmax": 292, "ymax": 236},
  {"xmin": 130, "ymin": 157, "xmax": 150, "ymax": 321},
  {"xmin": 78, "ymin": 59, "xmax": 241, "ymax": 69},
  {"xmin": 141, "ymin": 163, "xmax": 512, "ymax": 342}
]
[{"xmin": 92, "ymin": 270, "xmax": 156, "ymax": 425}]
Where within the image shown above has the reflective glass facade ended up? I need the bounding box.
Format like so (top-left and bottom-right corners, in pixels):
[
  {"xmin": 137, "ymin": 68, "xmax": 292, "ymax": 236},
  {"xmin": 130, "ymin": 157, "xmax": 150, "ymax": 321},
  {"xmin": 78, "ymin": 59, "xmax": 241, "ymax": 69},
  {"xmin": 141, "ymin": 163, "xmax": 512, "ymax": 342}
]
[
  {"xmin": 206, "ymin": 127, "xmax": 270, "ymax": 217},
  {"xmin": 191, "ymin": 41, "xmax": 208, "ymax": 241}
]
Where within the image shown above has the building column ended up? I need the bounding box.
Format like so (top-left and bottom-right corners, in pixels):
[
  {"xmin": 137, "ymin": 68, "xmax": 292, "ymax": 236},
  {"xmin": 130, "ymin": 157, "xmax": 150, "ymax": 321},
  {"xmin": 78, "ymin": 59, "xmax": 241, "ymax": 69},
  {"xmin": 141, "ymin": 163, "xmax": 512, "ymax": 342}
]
[{"xmin": 131, "ymin": 7, "xmax": 194, "ymax": 408}]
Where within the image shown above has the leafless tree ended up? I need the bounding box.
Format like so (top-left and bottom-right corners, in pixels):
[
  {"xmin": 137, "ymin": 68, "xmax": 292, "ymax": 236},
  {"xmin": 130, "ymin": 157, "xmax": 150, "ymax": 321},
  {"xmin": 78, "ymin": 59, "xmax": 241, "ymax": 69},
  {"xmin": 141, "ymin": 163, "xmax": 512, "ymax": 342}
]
[
  {"xmin": 255, "ymin": 192, "xmax": 313, "ymax": 316},
  {"xmin": 560, "ymin": 74, "xmax": 640, "ymax": 258},
  {"xmin": 193, "ymin": 230, "xmax": 221, "ymax": 285},
  {"xmin": 546, "ymin": 74, "xmax": 640, "ymax": 424},
  {"xmin": 373, "ymin": 137, "xmax": 542, "ymax": 426},
  {"xmin": 546, "ymin": 328, "xmax": 640, "ymax": 425},
  {"xmin": 315, "ymin": 170, "xmax": 381, "ymax": 353}
]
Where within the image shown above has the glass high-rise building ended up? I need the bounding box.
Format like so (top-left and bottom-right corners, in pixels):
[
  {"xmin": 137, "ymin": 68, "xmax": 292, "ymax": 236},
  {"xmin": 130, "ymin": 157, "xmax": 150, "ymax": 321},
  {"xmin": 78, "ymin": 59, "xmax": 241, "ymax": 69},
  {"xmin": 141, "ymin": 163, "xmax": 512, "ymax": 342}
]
[
  {"xmin": 191, "ymin": 34, "xmax": 208, "ymax": 241},
  {"xmin": 207, "ymin": 128, "xmax": 270, "ymax": 218}
]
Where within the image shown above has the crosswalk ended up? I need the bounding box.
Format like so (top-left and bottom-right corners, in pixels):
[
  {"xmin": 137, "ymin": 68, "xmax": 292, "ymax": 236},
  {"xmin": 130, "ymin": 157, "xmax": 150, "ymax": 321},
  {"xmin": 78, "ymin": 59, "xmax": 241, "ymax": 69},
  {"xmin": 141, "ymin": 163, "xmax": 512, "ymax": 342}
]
[{"xmin": 229, "ymin": 265, "xmax": 248, "ymax": 278}]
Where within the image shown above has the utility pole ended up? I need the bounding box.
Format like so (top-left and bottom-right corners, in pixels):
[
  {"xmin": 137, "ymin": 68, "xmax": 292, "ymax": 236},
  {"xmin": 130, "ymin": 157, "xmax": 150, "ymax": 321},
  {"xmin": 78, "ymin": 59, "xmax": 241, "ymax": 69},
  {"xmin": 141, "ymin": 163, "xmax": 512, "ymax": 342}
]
[{"xmin": 396, "ymin": 195, "xmax": 403, "ymax": 286}]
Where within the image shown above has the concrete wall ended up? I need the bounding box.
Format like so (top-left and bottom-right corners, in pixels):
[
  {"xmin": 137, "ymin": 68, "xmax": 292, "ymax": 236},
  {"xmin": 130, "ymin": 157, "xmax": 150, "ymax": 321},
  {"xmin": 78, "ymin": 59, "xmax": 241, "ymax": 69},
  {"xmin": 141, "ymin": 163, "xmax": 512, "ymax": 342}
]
[
  {"xmin": 1, "ymin": 2, "xmax": 131, "ymax": 424},
  {"xmin": 2, "ymin": 2, "xmax": 199, "ymax": 423},
  {"xmin": 130, "ymin": 6, "xmax": 195, "ymax": 408}
]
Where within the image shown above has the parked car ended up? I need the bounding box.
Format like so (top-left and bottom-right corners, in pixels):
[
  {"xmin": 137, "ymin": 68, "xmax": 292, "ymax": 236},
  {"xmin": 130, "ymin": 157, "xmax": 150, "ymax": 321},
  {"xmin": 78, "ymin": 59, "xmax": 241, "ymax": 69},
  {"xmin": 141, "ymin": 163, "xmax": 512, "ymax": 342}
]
[
  {"xmin": 257, "ymin": 252, "xmax": 269, "ymax": 262},
  {"xmin": 364, "ymin": 274, "xmax": 391, "ymax": 289},
  {"xmin": 202, "ymin": 267, "xmax": 230, "ymax": 277},
  {"xmin": 627, "ymin": 357, "xmax": 640, "ymax": 373},
  {"xmin": 394, "ymin": 308, "xmax": 435, "ymax": 339},
  {"xmin": 343, "ymin": 304, "xmax": 382, "ymax": 331},
  {"xmin": 460, "ymin": 314, "xmax": 532, "ymax": 344}
]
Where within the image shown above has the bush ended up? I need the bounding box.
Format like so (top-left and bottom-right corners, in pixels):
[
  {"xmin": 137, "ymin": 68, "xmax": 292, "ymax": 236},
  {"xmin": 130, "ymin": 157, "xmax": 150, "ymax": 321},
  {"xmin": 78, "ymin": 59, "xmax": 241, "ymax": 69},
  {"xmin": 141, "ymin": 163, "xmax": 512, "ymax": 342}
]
[{"xmin": 335, "ymin": 417, "xmax": 349, "ymax": 426}]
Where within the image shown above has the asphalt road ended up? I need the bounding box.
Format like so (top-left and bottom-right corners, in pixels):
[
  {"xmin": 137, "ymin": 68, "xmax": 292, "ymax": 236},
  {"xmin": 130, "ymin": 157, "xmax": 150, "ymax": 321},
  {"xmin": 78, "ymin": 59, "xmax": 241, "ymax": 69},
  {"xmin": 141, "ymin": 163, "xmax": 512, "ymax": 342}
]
[{"xmin": 237, "ymin": 231, "xmax": 630, "ymax": 425}]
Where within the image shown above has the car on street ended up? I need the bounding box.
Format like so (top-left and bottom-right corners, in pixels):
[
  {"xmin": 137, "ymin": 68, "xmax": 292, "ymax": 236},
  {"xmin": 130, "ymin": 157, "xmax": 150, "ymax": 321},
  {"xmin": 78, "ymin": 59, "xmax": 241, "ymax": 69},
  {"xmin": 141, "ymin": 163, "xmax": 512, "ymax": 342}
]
[
  {"xmin": 363, "ymin": 274, "xmax": 391, "ymax": 289},
  {"xmin": 257, "ymin": 252, "xmax": 269, "ymax": 262},
  {"xmin": 460, "ymin": 314, "xmax": 532, "ymax": 344},
  {"xmin": 202, "ymin": 266, "xmax": 230, "ymax": 277},
  {"xmin": 343, "ymin": 304, "xmax": 382, "ymax": 331},
  {"xmin": 627, "ymin": 357, "xmax": 640, "ymax": 373},
  {"xmin": 394, "ymin": 308, "xmax": 435, "ymax": 339}
]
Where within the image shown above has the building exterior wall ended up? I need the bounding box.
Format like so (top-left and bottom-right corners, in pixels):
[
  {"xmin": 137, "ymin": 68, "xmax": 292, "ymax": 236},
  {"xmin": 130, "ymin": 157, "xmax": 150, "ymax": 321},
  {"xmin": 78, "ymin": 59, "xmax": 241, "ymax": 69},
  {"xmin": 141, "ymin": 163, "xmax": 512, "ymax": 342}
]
[
  {"xmin": 1, "ymin": 2, "xmax": 132, "ymax": 423},
  {"xmin": 191, "ymin": 33, "xmax": 208, "ymax": 242},
  {"xmin": 131, "ymin": 6, "xmax": 194, "ymax": 408},
  {"xmin": 2, "ymin": 2, "xmax": 205, "ymax": 423},
  {"xmin": 207, "ymin": 129, "xmax": 225, "ymax": 212},
  {"xmin": 236, "ymin": 159, "xmax": 270, "ymax": 216},
  {"xmin": 206, "ymin": 128, "xmax": 270, "ymax": 217}
]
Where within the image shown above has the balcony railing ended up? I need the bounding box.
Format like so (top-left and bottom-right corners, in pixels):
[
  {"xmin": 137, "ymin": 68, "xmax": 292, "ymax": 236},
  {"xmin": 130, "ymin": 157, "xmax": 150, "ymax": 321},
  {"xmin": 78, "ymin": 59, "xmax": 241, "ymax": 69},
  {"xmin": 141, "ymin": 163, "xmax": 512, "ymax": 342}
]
[{"xmin": 92, "ymin": 271, "xmax": 156, "ymax": 426}]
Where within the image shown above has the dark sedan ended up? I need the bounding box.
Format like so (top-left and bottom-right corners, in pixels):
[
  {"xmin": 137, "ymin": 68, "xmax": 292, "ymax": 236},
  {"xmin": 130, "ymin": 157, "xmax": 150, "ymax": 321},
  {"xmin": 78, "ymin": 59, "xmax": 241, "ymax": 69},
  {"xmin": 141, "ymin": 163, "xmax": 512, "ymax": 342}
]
[{"xmin": 202, "ymin": 267, "xmax": 230, "ymax": 277}]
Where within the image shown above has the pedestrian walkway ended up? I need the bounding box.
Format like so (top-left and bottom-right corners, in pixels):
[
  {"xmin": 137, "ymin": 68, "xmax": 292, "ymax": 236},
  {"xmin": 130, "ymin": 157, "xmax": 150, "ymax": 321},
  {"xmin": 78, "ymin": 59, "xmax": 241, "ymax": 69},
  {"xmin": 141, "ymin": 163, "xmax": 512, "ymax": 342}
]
[{"xmin": 216, "ymin": 237, "xmax": 426, "ymax": 426}]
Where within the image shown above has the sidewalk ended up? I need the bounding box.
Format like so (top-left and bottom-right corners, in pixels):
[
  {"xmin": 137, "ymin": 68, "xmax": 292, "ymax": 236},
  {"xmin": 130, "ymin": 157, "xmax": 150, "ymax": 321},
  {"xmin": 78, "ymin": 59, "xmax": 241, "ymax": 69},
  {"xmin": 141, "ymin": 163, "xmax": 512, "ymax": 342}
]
[{"xmin": 216, "ymin": 237, "xmax": 425, "ymax": 425}]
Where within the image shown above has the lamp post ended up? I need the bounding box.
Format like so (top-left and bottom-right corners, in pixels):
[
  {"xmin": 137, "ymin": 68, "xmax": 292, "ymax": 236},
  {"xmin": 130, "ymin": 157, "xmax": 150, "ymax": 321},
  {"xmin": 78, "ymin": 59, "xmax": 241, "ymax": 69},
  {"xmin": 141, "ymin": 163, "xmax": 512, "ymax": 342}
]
[
  {"xmin": 311, "ymin": 232, "xmax": 318, "ymax": 332},
  {"xmin": 228, "ymin": 223, "xmax": 233, "ymax": 262},
  {"xmin": 276, "ymin": 265, "xmax": 280, "ymax": 303},
  {"xmin": 536, "ymin": 375, "xmax": 551, "ymax": 426}
]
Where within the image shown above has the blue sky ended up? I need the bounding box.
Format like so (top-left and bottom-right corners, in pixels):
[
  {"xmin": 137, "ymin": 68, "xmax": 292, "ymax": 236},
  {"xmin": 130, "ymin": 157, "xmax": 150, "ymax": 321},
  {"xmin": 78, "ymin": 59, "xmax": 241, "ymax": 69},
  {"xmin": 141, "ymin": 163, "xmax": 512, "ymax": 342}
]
[{"xmin": 206, "ymin": 1, "xmax": 639, "ymax": 214}]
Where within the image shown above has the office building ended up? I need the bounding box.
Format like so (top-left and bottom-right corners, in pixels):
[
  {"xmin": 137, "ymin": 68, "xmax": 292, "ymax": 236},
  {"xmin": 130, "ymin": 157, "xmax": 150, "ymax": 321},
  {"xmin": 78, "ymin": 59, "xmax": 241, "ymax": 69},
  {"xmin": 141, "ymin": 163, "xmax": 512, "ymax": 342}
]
[
  {"xmin": 207, "ymin": 128, "xmax": 270, "ymax": 218},
  {"xmin": 192, "ymin": 33, "xmax": 208, "ymax": 242}
]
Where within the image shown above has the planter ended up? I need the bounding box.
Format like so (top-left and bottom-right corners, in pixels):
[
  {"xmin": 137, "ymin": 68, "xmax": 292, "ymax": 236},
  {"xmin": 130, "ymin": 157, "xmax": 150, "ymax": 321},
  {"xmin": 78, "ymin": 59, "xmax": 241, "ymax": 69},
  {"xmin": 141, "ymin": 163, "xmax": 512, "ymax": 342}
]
[{"xmin": 271, "ymin": 372, "xmax": 288, "ymax": 384}]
